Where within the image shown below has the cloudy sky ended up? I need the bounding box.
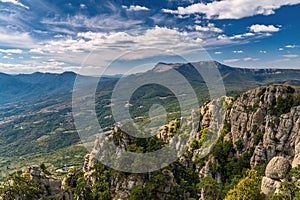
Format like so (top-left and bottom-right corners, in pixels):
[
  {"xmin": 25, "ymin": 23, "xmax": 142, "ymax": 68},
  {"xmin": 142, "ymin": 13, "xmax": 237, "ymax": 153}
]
[{"xmin": 0, "ymin": 0, "xmax": 299, "ymax": 74}]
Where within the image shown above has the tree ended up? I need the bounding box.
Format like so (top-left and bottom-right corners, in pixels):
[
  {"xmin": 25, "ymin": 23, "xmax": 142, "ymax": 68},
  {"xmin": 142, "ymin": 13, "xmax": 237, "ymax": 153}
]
[
  {"xmin": 0, "ymin": 171, "xmax": 45, "ymax": 199},
  {"xmin": 224, "ymin": 170, "xmax": 265, "ymax": 200},
  {"xmin": 197, "ymin": 175, "xmax": 222, "ymax": 200}
]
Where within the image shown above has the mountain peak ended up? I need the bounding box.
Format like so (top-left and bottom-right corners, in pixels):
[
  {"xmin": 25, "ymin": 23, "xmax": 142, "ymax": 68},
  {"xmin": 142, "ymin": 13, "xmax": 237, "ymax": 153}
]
[
  {"xmin": 152, "ymin": 62, "xmax": 182, "ymax": 72},
  {"xmin": 152, "ymin": 60, "xmax": 230, "ymax": 73}
]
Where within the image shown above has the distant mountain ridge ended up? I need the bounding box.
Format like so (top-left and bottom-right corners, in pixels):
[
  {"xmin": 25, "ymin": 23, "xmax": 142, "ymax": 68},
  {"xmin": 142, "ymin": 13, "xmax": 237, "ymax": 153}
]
[
  {"xmin": 150, "ymin": 60, "xmax": 300, "ymax": 94},
  {"xmin": 0, "ymin": 71, "xmax": 77, "ymax": 105},
  {"xmin": 153, "ymin": 60, "xmax": 300, "ymax": 77},
  {"xmin": 1, "ymin": 60, "xmax": 300, "ymax": 105}
]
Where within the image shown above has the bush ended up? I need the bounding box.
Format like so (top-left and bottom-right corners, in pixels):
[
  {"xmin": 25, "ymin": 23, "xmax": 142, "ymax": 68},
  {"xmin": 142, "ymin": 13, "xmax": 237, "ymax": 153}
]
[
  {"xmin": 224, "ymin": 170, "xmax": 264, "ymax": 200},
  {"xmin": 254, "ymin": 131, "xmax": 264, "ymax": 145},
  {"xmin": 129, "ymin": 185, "xmax": 143, "ymax": 200},
  {"xmin": 235, "ymin": 140, "xmax": 243, "ymax": 151}
]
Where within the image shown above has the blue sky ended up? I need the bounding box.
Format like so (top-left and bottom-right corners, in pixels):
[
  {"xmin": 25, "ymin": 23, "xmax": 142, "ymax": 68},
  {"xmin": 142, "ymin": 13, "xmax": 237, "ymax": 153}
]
[{"xmin": 0, "ymin": 0, "xmax": 299, "ymax": 74}]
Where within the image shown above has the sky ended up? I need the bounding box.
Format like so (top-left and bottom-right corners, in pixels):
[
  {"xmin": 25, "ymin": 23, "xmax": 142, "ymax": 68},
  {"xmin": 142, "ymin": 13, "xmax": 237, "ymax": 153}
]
[{"xmin": 0, "ymin": 0, "xmax": 299, "ymax": 74}]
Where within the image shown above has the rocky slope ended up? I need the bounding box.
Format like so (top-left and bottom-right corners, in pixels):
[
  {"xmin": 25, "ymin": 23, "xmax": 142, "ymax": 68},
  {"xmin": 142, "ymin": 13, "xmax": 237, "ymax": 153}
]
[
  {"xmin": 2, "ymin": 84, "xmax": 300, "ymax": 199},
  {"xmin": 0, "ymin": 165, "xmax": 73, "ymax": 200},
  {"xmin": 79, "ymin": 84, "xmax": 300, "ymax": 199}
]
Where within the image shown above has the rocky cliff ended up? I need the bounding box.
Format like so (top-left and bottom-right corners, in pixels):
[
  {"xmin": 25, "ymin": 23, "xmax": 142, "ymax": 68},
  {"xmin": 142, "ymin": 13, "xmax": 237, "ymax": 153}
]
[
  {"xmin": 79, "ymin": 84, "xmax": 300, "ymax": 199},
  {"xmin": 2, "ymin": 84, "xmax": 300, "ymax": 199},
  {"xmin": 0, "ymin": 165, "xmax": 73, "ymax": 200}
]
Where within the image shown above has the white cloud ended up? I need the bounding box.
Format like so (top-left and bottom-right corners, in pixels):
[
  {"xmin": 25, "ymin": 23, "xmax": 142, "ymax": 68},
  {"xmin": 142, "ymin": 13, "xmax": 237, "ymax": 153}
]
[
  {"xmin": 283, "ymin": 54, "xmax": 299, "ymax": 58},
  {"xmin": 217, "ymin": 33, "xmax": 253, "ymax": 42},
  {"xmin": 162, "ymin": 8, "xmax": 177, "ymax": 14},
  {"xmin": 278, "ymin": 48, "xmax": 284, "ymax": 51},
  {"xmin": 31, "ymin": 56, "xmax": 41, "ymax": 59},
  {"xmin": 224, "ymin": 59, "xmax": 240, "ymax": 63},
  {"xmin": 229, "ymin": 32, "xmax": 255, "ymax": 40},
  {"xmin": 28, "ymin": 25, "xmax": 274, "ymax": 72},
  {"xmin": 36, "ymin": 26, "xmax": 205, "ymax": 55},
  {"xmin": 42, "ymin": 14, "xmax": 143, "ymax": 31},
  {"xmin": 80, "ymin": 4, "xmax": 87, "ymax": 9},
  {"xmin": 214, "ymin": 51, "xmax": 222, "ymax": 55},
  {"xmin": 162, "ymin": 0, "xmax": 300, "ymax": 19},
  {"xmin": 243, "ymin": 57, "xmax": 258, "ymax": 61},
  {"xmin": 233, "ymin": 50, "xmax": 243, "ymax": 54},
  {"xmin": 0, "ymin": 28, "xmax": 35, "ymax": 48},
  {"xmin": 195, "ymin": 23, "xmax": 223, "ymax": 33},
  {"xmin": 260, "ymin": 50, "xmax": 267, "ymax": 53},
  {"xmin": 0, "ymin": 0, "xmax": 29, "ymax": 9},
  {"xmin": 30, "ymin": 48, "xmax": 44, "ymax": 54},
  {"xmin": 28, "ymin": 26, "xmax": 209, "ymax": 68},
  {"xmin": 250, "ymin": 24, "xmax": 280, "ymax": 33},
  {"xmin": 122, "ymin": 5, "xmax": 149, "ymax": 11},
  {"xmin": 285, "ymin": 44, "xmax": 297, "ymax": 48},
  {"xmin": 0, "ymin": 49, "xmax": 23, "ymax": 54},
  {"xmin": 0, "ymin": 61, "xmax": 81, "ymax": 74}
]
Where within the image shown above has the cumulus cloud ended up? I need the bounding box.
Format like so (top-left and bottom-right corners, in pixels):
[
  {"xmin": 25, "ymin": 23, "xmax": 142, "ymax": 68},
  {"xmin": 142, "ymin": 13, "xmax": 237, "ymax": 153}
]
[
  {"xmin": 32, "ymin": 25, "xmax": 260, "ymax": 64},
  {"xmin": 161, "ymin": 9, "xmax": 176, "ymax": 14},
  {"xmin": 29, "ymin": 48, "xmax": 44, "ymax": 54},
  {"xmin": 29, "ymin": 26, "xmax": 210, "ymax": 69},
  {"xmin": 122, "ymin": 5, "xmax": 150, "ymax": 11},
  {"xmin": 42, "ymin": 26, "xmax": 204, "ymax": 55},
  {"xmin": 214, "ymin": 32, "xmax": 255, "ymax": 46},
  {"xmin": 229, "ymin": 32, "xmax": 255, "ymax": 40},
  {"xmin": 80, "ymin": 4, "xmax": 87, "ymax": 9},
  {"xmin": 0, "ymin": 28, "xmax": 35, "ymax": 48},
  {"xmin": 0, "ymin": 49, "xmax": 23, "ymax": 54},
  {"xmin": 162, "ymin": 0, "xmax": 300, "ymax": 19},
  {"xmin": 233, "ymin": 50, "xmax": 243, "ymax": 54},
  {"xmin": 195, "ymin": 23, "xmax": 223, "ymax": 33},
  {"xmin": 0, "ymin": 0, "xmax": 29, "ymax": 9},
  {"xmin": 285, "ymin": 44, "xmax": 298, "ymax": 48},
  {"xmin": 250, "ymin": 24, "xmax": 280, "ymax": 33}
]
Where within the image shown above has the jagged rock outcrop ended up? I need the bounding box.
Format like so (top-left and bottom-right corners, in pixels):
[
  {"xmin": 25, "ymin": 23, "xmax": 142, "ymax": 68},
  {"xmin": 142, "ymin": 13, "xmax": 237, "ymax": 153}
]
[
  {"xmin": 82, "ymin": 84, "xmax": 300, "ymax": 199},
  {"xmin": 28, "ymin": 166, "xmax": 73, "ymax": 200},
  {"xmin": 223, "ymin": 85, "xmax": 300, "ymax": 168},
  {"xmin": 82, "ymin": 123, "xmax": 182, "ymax": 200}
]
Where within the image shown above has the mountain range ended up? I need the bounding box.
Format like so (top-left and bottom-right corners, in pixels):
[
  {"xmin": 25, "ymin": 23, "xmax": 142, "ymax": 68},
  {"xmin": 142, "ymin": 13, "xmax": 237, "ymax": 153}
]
[
  {"xmin": 2, "ymin": 60, "xmax": 300, "ymax": 106},
  {"xmin": 1, "ymin": 60, "xmax": 300, "ymax": 178}
]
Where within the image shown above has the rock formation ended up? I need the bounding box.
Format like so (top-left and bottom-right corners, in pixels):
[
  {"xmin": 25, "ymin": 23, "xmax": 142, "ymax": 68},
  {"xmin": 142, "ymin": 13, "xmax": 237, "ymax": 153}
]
[
  {"xmin": 261, "ymin": 156, "xmax": 291, "ymax": 195},
  {"xmin": 81, "ymin": 84, "xmax": 300, "ymax": 199},
  {"xmin": 3, "ymin": 84, "xmax": 300, "ymax": 199}
]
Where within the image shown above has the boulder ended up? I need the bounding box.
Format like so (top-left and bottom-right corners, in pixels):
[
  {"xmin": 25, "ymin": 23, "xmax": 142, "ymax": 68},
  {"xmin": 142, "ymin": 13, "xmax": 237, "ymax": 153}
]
[
  {"xmin": 265, "ymin": 156, "xmax": 291, "ymax": 180},
  {"xmin": 261, "ymin": 177, "xmax": 281, "ymax": 195},
  {"xmin": 292, "ymin": 154, "xmax": 300, "ymax": 168}
]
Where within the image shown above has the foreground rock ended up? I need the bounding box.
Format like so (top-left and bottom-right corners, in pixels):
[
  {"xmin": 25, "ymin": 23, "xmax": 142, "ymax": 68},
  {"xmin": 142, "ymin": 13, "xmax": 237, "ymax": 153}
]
[
  {"xmin": 82, "ymin": 85, "xmax": 300, "ymax": 199},
  {"xmin": 261, "ymin": 156, "xmax": 291, "ymax": 195},
  {"xmin": 27, "ymin": 166, "xmax": 73, "ymax": 200}
]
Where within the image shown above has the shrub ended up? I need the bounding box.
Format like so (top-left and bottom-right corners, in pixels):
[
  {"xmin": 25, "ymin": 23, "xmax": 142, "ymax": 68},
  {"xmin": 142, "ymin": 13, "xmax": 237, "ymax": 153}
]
[
  {"xmin": 224, "ymin": 170, "xmax": 264, "ymax": 200},
  {"xmin": 254, "ymin": 131, "xmax": 264, "ymax": 145},
  {"xmin": 235, "ymin": 140, "xmax": 243, "ymax": 151}
]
